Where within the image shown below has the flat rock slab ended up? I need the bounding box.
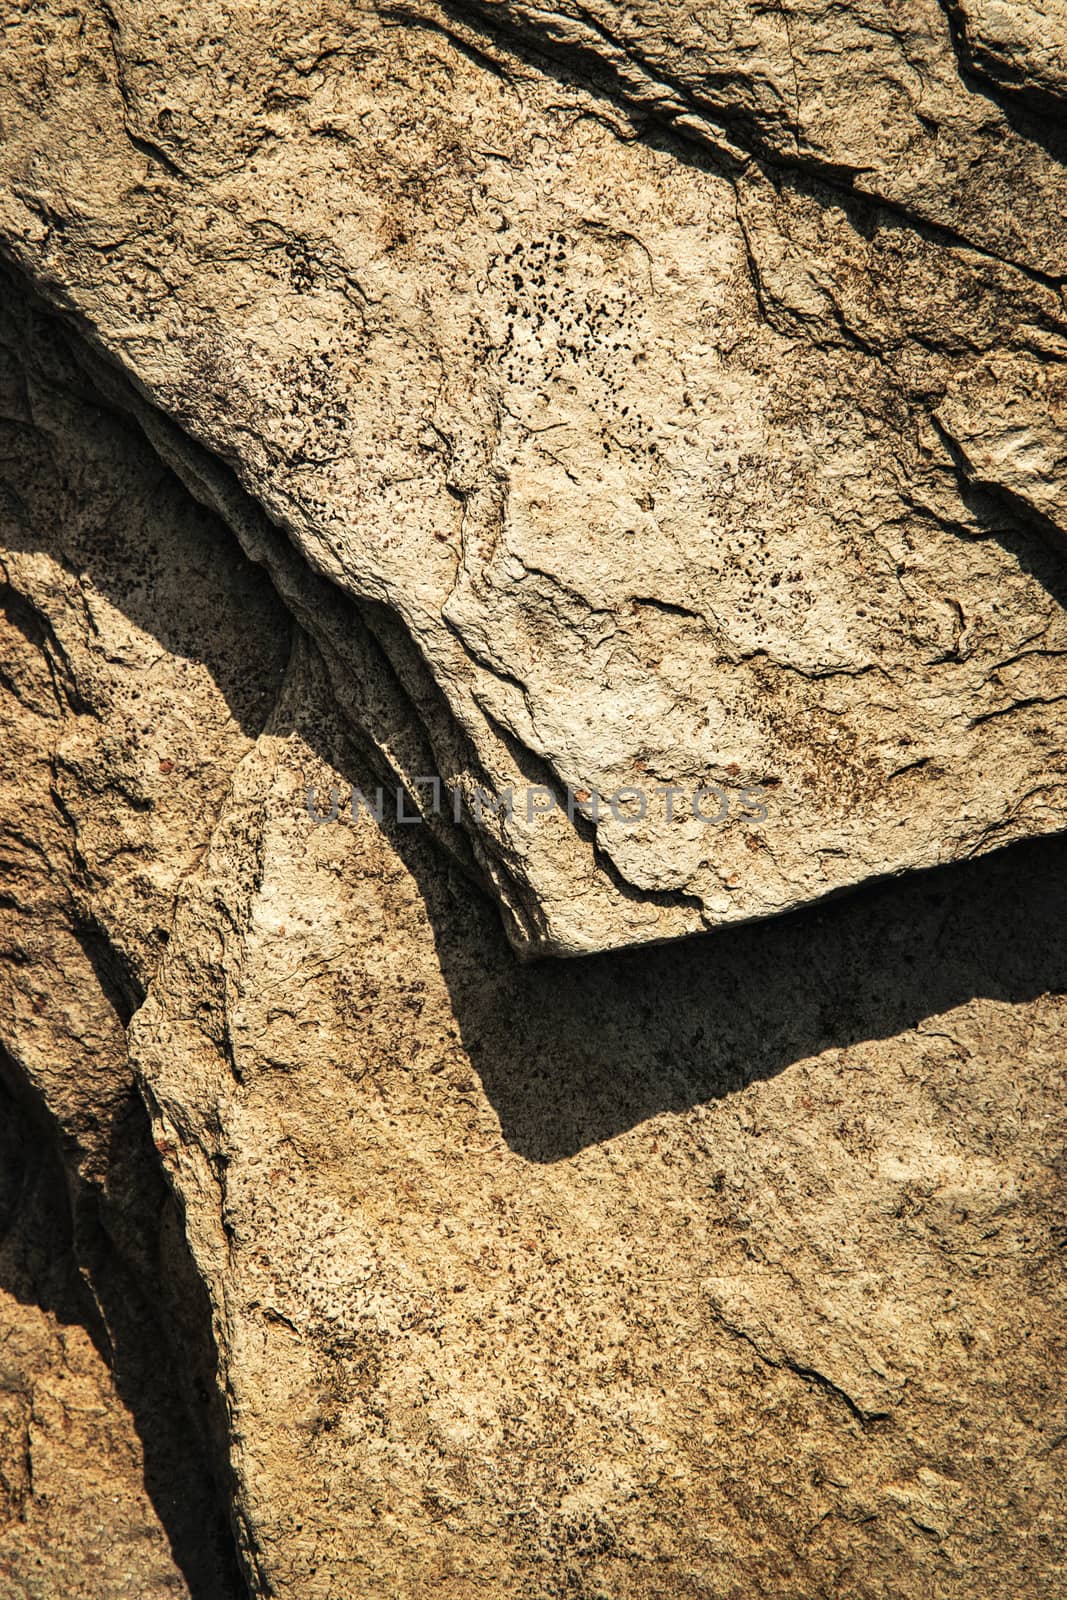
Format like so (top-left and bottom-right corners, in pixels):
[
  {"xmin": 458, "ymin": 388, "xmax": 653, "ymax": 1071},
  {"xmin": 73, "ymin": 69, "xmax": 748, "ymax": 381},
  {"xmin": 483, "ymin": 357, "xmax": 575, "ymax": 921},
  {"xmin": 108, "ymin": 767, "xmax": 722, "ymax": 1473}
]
[{"xmin": 2, "ymin": 1, "xmax": 1066, "ymax": 953}]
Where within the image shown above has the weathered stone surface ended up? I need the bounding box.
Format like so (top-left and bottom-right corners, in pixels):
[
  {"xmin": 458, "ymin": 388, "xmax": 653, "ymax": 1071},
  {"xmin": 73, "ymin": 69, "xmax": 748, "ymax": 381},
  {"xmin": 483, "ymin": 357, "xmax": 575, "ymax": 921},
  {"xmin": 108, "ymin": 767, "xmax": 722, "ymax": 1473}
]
[
  {"xmin": 0, "ymin": 1067, "xmax": 191, "ymax": 1600},
  {"xmin": 1, "ymin": 6, "xmax": 1067, "ymax": 1597},
  {"xmin": 0, "ymin": 1290, "xmax": 187, "ymax": 1600},
  {"xmin": 130, "ymin": 631, "xmax": 1067, "ymax": 1599},
  {"xmin": 0, "ymin": 253, "xmax": 1064, "ymax": 1598},
  {"xmin": 946, "ymin": 0, "xmax": 1067, "ymax": 112},
  {"xmin": 0, "ymin": 288, "xmax": 271, "ymax": 1598},
  {"xmin": 2, "ymin": 0, "xmax": 1066, "ymax": 953},
  {"xmin": 449, "ymin": 0, "xmax": 1067, "ymax": 271}
]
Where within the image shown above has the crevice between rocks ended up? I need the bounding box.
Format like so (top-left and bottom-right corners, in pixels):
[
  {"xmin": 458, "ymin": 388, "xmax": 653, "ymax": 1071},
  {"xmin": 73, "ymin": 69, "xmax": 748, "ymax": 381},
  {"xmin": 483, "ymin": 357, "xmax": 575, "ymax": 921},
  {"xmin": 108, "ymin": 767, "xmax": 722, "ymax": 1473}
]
[{"xmin": 0, "ymin": 1041, "xmax": 249, "ymax": 1600}]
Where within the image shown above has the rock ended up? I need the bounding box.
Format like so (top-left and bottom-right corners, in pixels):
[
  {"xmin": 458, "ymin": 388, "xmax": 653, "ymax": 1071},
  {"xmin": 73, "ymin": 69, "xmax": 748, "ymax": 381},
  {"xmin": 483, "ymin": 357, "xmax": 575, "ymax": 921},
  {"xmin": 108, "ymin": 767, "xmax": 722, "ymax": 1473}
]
[
  {"xmin": 936, "ymin": 354, "xmax": 1067, "ymax": 539},
  {"xmin": 129, "ymin": 621, "xmax": 1067, "ymax": 1599},
  {"xmin": 0, "ymin": 285, "xmax": 272, "ymax": 1599},
  {"xmin": 0, "ymin": 8, "xmax": 1066, "ymax": 1599},
  {"xmin": 1, "ymin": 0, "xmax": 1066, "ymax": 953},
  {"xmin": 945, "ymin": 0, "xmax": 1067, "ymax": 113},
  {"xmin": 0, "ymin": 1065, "xmax": 191, "ymax": 1600},
  {"xmin": 449, "ymin": 0, "xmax": 1067, "ymax": 272},
  {"xmin": 1, "ymin": 276, "xmax": 1063, "ymax": 1597}
]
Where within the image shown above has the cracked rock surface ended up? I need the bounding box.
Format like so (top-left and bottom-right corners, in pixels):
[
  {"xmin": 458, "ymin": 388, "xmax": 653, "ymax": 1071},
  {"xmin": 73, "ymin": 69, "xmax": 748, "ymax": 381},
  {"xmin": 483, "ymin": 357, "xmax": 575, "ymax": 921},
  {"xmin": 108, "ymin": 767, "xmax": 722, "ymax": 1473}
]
[
  {"xmin": 0, "ymin": 277, "xmax": 1065, "ymax": 1597},
  {"xmin": 1, "ymin": 3, "xmax": 1067, "ymax": 1596},
  {"xmin": 2, "ymin": 0, "xmax": 1067, "ymax": 952}
]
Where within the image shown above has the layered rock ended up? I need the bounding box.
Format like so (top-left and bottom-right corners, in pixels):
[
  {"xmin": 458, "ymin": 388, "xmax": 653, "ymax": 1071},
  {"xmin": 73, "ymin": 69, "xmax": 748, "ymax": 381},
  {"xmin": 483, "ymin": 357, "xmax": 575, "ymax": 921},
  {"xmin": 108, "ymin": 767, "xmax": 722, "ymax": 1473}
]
[
  {"xmin": 0, "ymin": 1061, "xmax": 192, "ymax": 1600},
  {"xmin": 132, "ymin": 637, "xmax": 1067, "ymax": 1599},
  {"xmin": 1, "ymin": 3, "xmax": 1066, "ymax": 1595},
  {"xmin": 0, "ymin": 286, "xmax": 273, "ymax": 1598},
  {"xmin": 0, "ymin": 278, "xmax": 1064, "ymax": 1597},
  {"xmin": 1, "ymin": 0, "xmax": 1066, "ymax": 952}
]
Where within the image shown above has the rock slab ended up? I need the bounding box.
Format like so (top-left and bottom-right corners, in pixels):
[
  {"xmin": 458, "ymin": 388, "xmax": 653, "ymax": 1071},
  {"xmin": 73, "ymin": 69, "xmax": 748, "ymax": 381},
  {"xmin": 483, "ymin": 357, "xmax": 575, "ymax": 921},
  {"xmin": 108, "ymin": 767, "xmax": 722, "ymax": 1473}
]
[{"xmin": 2, "ymin": 0, "xmax": 1067, "ymax": 951}]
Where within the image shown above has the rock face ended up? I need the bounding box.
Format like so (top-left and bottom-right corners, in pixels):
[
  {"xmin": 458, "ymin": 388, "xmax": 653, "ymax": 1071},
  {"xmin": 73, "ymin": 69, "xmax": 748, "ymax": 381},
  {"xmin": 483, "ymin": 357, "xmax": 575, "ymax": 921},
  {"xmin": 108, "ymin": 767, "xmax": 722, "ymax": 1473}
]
[
  {"xmin": 2, "ymin": 0, "xmax": 1067, "ymax": 953},
  {"xmin": 0, "ymin": 4, "xmax": 1066, "ymax": 1598},
  {"xmin": 1, "ymin": 267, "xmax": 1066, "ymax": 1600},
  {"xmin": 0, "ymin": 1060, "xmax": 198, "ymax": 1600},
  {"xmin": 0, "ymin": 286, "xmax": 271, "ymax": 1600}
]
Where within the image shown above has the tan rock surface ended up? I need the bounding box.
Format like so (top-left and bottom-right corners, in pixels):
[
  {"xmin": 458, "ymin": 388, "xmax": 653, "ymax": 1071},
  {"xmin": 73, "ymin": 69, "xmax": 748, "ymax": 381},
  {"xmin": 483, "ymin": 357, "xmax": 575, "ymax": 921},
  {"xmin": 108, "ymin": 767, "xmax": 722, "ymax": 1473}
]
[
  {"xmin": 0, "ymin": 285, "xmax": 271, "ymax": 1597},
  {"xmin": 2, "ymin": 0, "xmax": 1066, "ymax": 952},
  {"xmin": 946, "ymin": 0, "xmax": 1067, "ymax": 111},
  {"xmin": 7, "ymin": 272, "xmax": 1056, "ymax": 1599},
  {"xmin": 130, "ymin": 633, "xmax": 1067, "ymax": 1598},
  {"xmin": 0, "ymin": 8, "xmax": 1065, "ymax": 1599},
  {"xmin": 0, "ymin": 1069, "xmax": 190, "ymax": 1600}
]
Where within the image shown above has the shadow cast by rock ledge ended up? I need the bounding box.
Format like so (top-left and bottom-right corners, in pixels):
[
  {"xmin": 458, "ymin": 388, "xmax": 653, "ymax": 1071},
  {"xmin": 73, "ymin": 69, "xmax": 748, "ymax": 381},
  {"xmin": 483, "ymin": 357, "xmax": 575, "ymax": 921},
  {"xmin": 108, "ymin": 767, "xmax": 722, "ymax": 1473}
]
[
  {"xmin": 406, "ymin": 825, "xmax": 1067, "ymax": 1161},
  {"xmin": 267, "ymin": 638, "xmax": 1067, "ymax": 1163},
  {"xmin": 7, "ymin": 256, "xmax": 1063, "ymax": 1176},
  {"xmin": 0, "ymin": 247, "xmax": 1065, "ymax": 1600}
]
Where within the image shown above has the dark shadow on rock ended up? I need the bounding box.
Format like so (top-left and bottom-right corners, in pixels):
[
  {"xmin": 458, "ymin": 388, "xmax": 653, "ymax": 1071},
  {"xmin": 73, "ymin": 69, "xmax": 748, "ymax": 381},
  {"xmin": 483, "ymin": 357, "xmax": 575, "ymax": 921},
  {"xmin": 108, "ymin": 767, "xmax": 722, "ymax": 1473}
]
[
  {"xmin": 935, "ymin": 0, "xmax": 1067, "ymax": 161},
  {"xmin": 431, "ymin": 0, "xmax": 1067, "ymax": 280},
  {"xmin": 0, "ymin": 1046, "xmax": 247, "ymax": 1600},
  {"xmin": 0, "ymin": 257, "xmax": 290, "ymax": 751},
  {"xmin": 273, "ymin": 683, "xmax": 1067, "ymax": 1163},
  {"xmin": 0, "ymin": 278, "xmax": 270, "ymax": 1599},
  {"xmin": 7, "ymin": 253, "xmax": 1063, "ymax": 1178},
  {"xmin": 0, "ymin": 1046, "xmax": 99, "ymax": 1330},
  {"xmin": 414, "ymin": 829, "xmax": 1067, "ymax": 1161},
  {"xmin": 932, "ymin": 410, "xmax": 1067, "ymax": 583}
]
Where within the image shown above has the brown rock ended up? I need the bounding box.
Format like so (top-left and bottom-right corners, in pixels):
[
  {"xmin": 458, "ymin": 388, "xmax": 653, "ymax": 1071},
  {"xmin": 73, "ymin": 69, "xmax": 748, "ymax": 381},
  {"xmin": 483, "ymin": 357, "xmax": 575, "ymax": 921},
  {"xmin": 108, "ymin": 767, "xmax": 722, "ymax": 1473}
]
[
  {"xmin": 0, "ymin": 9, "xmax": 1065, "ymax": 1598},
  {"xmin": 2, "ymin": 1, "xmax": 1066, "ymax": 952}
]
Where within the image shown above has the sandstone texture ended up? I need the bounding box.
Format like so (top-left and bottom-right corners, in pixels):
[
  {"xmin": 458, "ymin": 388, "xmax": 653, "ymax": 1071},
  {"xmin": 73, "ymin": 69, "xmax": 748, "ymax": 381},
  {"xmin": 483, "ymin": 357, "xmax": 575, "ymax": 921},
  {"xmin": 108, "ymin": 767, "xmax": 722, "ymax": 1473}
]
[
  {"xmin": 2, "ymin": 0, "xmax": 1067, "ymax": 953},
  {"xmin": 0, "ymin": 276, "xmax": 1064, "ymax": 1598},
  {"xmin": 0, "ymin": 1064, "xmax": 193, "ymax": 1600},
  {"xmin": 0, "ymin": 2, "xmax": 1066, "ymax": 1597},
  {"xmin": 0, "ymin": 288, "xmax": 271, "ymax": 1600}
]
